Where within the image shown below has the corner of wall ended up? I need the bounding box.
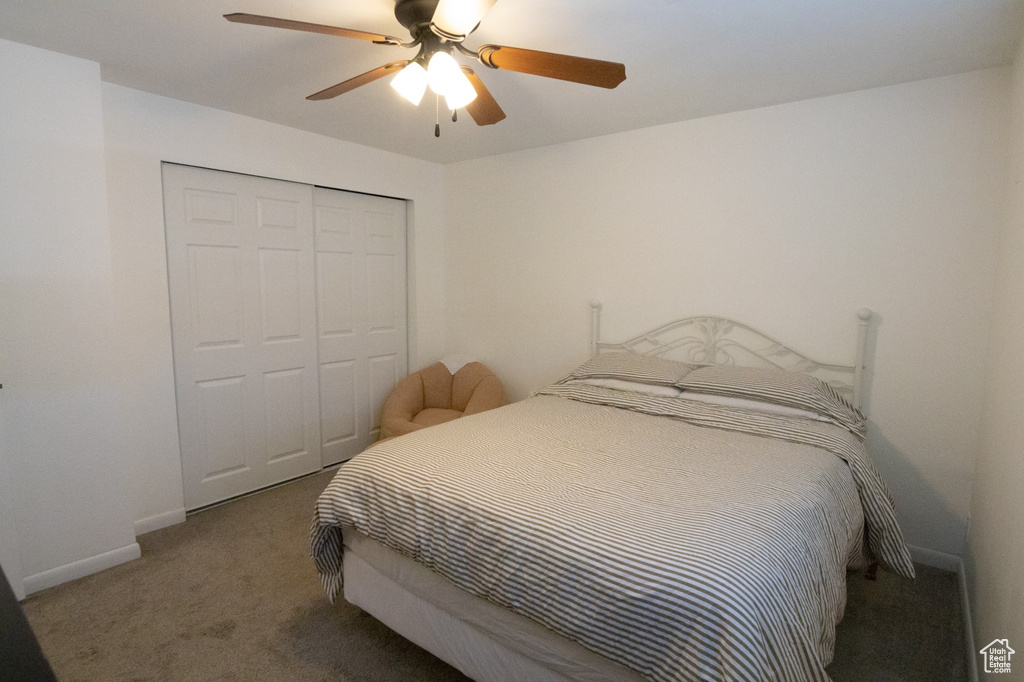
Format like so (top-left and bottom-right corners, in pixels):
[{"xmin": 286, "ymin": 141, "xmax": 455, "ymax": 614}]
[
  {"xmin": 961, "ymin": 22, "xmax": 1024, "ymax": 680},
  {"xmin": 1, "ymin": 38, "xmax": 139, "ymax": 595}
]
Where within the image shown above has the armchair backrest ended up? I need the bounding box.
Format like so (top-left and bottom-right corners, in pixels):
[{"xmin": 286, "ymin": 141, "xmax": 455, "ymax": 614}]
[{"xmin": 419, "ymin": 362, "xmax": 454, "ymax": 410}]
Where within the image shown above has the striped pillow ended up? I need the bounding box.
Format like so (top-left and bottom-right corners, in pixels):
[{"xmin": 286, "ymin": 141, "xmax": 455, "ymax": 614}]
[
  {"xmin": 677, "ymin": 365, "xmax": 865, "ymax": 435},
  {"xmin": 565, "ymin": 352, "xmax": 697, "ymax": 387},
  {"xmin": 566, "ymin": 378, "xmax": 684, "ymax": 398}
]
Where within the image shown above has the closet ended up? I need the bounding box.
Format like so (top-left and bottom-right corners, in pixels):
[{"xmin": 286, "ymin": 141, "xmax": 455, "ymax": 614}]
[{"xmin": 162, "ymin": 164, "xmax": 407, "ymax": 509}]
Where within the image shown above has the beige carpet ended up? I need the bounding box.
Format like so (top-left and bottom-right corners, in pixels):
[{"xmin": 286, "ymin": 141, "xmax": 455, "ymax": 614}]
[{"xmin": 22, "ymin": 469, "xmax": 966, "ymax": 681}]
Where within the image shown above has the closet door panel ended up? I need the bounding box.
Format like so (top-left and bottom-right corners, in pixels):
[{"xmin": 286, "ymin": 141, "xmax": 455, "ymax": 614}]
[
  {"xmin": 363, "ymin": 195, "xmax": 407, "ymax": 441},
  {"xmin": 320, "ymin": 359, "xmax": 358, "ymax": 450},
  {"xmin": 315, "ymin": 188, "xmax": 407, "ymax": 463},
  {"xmin": 164, "ymin": 165, "xmax": 321, "ymax": 509}
]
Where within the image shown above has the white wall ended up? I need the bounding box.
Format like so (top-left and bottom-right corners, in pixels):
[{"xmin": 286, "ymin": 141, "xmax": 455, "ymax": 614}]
[
  {"xmin": 0, "ymin": 32, "xmax": 1012, "ymax": 597},
  {"xmin": 967, "ymin": 34, "xmax": 1024, "ymax": 655},
  {"xmin": 101, "ymin": 85, "xmax": 446, "ymax": 530},
  {"xmin": 444, "ymin": 69, "xmax": 1009, "ymax": 557},
  {"xmin": 0, "ymin": 39, "xmax": 139, "ymax": 593}
]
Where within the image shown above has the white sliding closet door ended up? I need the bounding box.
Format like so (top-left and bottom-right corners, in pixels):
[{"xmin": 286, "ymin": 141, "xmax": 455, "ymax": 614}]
[
  {"xmin": 314, "ymin": 187, "xmax": 408, "ymax": 464},
  {"xmin": 164, "ymin": 165, "xmax": 321, "ymax": 509}
]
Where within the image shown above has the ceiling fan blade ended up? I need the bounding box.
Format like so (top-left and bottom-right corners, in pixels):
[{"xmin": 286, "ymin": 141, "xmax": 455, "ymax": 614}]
[
  {"xmin": 460, "ymin": 67, "xmax": 506, "ymax": 125},
  {"xmin": 431, "ymin": 0, "xmax": 498, "ymax": 37},
  {"xmin": 224, "ymin": 13, "xmax": 401, "ymax": 45},
  {"xmin": 307, "ymin": 61, "xmax": 410, "ymax": 101},
  {"xmin": 477, "ymin": 45, "xmax": 626, "ymax": 89}
]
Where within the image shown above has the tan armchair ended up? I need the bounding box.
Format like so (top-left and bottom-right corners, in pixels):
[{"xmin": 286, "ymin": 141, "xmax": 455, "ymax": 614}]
[{"xmin": 380, "ymin": 361, "xmax": 506, "ymax": 441}]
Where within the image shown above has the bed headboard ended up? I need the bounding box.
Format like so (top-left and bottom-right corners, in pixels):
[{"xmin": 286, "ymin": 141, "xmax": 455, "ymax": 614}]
[{"xmin": 589, "ymin": 301, "xmax": 872, "ymax": 411}]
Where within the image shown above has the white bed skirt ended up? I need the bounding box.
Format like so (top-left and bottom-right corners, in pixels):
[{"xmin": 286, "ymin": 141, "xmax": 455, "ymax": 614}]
[{"xmin": 343, "ymin": 529, "xmax": 645, "ymax": 682}]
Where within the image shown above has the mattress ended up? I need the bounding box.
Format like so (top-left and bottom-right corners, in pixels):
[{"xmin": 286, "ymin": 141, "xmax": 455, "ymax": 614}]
[{"xmin": 313, "ymin": 382, "xmax": 913, "ymax": 681}]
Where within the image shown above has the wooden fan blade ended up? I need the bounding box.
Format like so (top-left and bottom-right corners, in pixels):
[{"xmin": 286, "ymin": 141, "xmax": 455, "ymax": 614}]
[
  {"xmin": 307, "ymin": 61, "xmax": 409, "ymax": 101},
  {"xmin": 460, "ymin": 67, "xmax": 506, "ymax": 125},
  {"xmin": 478, "ymin": 45, "xmax": 625, "ymax": 89},
  {"xmin": 431, "ymin": 0, "xmax": 498, "ymax": 37},
  {"xmin": 224, "ymin": 13, "xmax": 401, "ymax": 45}
]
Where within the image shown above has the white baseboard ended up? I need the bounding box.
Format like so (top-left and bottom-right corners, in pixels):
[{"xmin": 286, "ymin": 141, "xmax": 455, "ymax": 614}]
[
  {"xmin": 959, "ymin": 558, "xmax": 978, "ymax": 682},
  {"xmin": 906, "ymin": 545, "xmax": 977, "ymax": 681},
  {"xmin": 22, "ymin": 542, "xmax": 141, "ymax": 595},
  {"xmin": 134, "ymin": 508, "xmax": 186, "ymax": 536},
  {"xmin": 907, "ymin": 544, "xmax": 961, "ymax": 572}
]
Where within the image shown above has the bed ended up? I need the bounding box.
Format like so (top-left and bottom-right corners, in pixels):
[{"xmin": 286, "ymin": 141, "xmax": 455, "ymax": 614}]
[{"xmin": 311, "ymin": 303, "xmax": 914, "ymax": 682}]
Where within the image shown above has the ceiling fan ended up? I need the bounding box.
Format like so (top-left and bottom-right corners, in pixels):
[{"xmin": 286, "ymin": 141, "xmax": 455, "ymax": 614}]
[{"xmin": 225, "ymin": 0, "xmax": 626, "ymax": 135}]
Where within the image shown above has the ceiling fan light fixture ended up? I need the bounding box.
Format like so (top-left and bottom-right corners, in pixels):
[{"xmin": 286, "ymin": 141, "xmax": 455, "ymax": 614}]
[
  {"xmin": 390, "ymin": 61, "xmax": 429, "ymax": 105},
  {"xmin": 427, "ymin": 51, "xmax": 478, "ymax": 108},
  {"xmin": 226, "ymin": 4, "xmax": 625, "ymax": 130}
]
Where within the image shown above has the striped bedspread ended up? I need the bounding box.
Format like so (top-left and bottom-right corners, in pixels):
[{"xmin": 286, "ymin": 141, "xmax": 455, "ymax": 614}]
[{"xmin": 312, "ymin": 384, "xmax": 914, "ymax": 682}]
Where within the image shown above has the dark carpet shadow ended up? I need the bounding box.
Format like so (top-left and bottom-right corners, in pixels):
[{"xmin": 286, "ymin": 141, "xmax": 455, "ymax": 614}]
[
  {"xmin": 282, "ymin": 598, "xmax": 470, "ymax": 682},
  {"xmin": 829, "ymin": 565, "xmax": 966, "ymax": 682}
]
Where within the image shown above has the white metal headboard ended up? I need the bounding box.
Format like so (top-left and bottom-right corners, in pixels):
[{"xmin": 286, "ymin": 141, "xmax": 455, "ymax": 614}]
[{"xmin": 590, "ymin": 301, "xmax": 872, "ymax": 411}]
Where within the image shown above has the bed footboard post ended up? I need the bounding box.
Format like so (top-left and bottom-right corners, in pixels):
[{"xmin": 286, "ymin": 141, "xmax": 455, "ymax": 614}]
[
  {"xmin": 854, "ymin": 309, "xmax": 872, "ymax": 411},
  {"xmin": 590, "ymin": 300, "xmax": 603, "ymax": 358}
]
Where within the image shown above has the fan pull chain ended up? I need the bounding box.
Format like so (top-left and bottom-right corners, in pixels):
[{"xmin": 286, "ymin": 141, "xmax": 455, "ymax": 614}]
[
  {"xmin": 435, "ymin": 94, "xmax": 440, "ymax": 138},
  {"xmin": 452, "ymin": 109, "xmax": 458, "ymax": 123}
]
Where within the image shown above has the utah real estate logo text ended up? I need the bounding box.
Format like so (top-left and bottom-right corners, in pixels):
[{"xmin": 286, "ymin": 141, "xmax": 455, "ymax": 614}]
[{"xmin": 979, "ymin": 639, "xmax": 1015, "ymax": 674}]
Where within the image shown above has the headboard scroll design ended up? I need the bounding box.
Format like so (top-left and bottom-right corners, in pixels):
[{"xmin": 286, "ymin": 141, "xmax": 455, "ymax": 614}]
[{"xmin": 589, "ymin": 300, "xmax": 872, "ymax": 410}]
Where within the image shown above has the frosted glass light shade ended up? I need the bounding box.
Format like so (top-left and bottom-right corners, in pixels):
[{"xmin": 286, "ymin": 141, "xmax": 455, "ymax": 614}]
[
  {"xmin": 444, "ymin": 76, "xmax": 478, "ymax": 110},
  {"xmin": 431, "ymin": 0, "xmax": 497, "ymax": 37},
  {"xmin": 390, "ymin": 62, "xmax": 428, "ymax": 105},
  {"xmin": 427, "ymin": 51, "xmax": 477, "ymax": 109}
]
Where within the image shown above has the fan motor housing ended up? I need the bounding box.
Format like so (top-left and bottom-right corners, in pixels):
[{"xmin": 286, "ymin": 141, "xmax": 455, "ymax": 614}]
[{"xmin": 394, "ymin": 0, "xmax": 441, "ymax": 31}]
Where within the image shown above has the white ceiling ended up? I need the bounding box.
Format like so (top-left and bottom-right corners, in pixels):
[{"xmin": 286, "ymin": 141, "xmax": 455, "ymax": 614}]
[{"xmin": 1, "ymin": 0, "xmax": 1022, "ymax": 164}]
